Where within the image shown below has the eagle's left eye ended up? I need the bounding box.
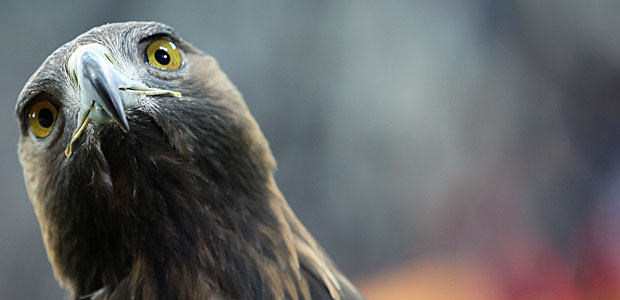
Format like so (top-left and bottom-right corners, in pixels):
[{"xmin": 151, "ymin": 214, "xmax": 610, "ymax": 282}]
[
  {"xmin": 28, "ymin": 100, "xmax": 58, "ymax": 138},
  {"xmin": 145, "ymin": 39, "xmax": 182, "ymax": 70}
]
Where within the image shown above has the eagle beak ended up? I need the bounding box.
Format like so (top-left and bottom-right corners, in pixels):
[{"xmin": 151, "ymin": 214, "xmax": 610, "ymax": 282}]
[{"xmin": 65, "ymin": 44, "xmax": 181, "ymax": 157}]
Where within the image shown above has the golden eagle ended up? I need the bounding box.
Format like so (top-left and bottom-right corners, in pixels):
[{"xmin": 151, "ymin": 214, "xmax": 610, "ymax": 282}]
[{"xmin": 15, "ymin": 21, "xmax": 363, "ymax": 300}]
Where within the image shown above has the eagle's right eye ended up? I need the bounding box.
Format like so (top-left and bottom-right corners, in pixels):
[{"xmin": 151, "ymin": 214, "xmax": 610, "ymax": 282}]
[{"xmin": 28, "ymin": 100, "xmax": 58, "ymax": 138}]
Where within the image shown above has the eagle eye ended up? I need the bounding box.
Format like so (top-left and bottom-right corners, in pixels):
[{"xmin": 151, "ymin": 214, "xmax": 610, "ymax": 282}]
[
  {"xmin": 145, "ymin": 39, "xmax": 182, "ymax": 70},
  {"xmin": 28, "ymin": 100, "xmax": 58, "ymax": 138}
]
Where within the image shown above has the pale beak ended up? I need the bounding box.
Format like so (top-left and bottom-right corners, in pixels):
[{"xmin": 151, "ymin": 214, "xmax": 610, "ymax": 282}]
[{"xmin": 65, "ymin": 44, "xmax": 181, "ymax": 157}]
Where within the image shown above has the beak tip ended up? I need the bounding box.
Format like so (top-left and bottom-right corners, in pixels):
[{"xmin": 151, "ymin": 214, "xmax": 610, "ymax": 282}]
[{"xmin": 119, "ymin": 121, "xmax": 130, "ymax": 133}]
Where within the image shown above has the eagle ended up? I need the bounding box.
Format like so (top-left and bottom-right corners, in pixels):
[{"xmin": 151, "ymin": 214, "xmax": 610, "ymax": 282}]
[{"xmin": 15, "ymin": 22, "xmax": 363, "ymax": 300}]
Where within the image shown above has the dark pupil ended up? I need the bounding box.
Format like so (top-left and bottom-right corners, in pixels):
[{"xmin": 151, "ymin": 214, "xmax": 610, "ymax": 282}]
[
  {"xmin": 38, "ymin": 108, "xmax": 54, "ymax": 128},
  {"xmin": 154, "ymin": 49, "xmax": 170, "ymax": 65}
]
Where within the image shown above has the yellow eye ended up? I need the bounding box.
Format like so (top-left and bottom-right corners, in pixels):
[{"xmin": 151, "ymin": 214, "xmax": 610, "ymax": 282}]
[
  {"xmin": 28, "ymin": 100, "xmax": 58, "ymax": 138},
  {"xmin": 145, "ymin": 39, "xmax": 182, "ymax": 70}
]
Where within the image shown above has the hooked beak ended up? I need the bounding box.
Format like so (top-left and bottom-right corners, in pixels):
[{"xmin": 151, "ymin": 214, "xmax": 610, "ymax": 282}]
[{"xmin": 65, "ymin": 44, "xmax": 181, "ymax": 157}]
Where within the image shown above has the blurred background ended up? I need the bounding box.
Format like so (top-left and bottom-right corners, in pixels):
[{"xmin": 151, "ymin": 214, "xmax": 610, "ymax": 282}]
[{"xmin": 3, "ymin": 1, "xmax": 620, "ymax": 299}]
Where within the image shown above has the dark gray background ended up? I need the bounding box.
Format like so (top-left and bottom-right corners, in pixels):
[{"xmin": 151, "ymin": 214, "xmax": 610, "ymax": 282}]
[{"xmin": 4, "ymin": 1, "xmax": 620, "ymax": 299}]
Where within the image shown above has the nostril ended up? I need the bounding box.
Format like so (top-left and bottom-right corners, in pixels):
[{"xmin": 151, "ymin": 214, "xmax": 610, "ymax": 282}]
[
  {"xmin": 104, "ymin": 53, "xmax": 118, "ymax": 67},
  {"xmin": 71, "ymin": 71, "xmax": 78, "ymax": 86}
]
